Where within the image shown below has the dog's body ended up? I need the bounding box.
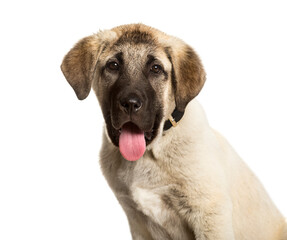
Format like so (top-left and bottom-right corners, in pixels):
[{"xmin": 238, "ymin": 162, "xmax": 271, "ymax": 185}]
[
  {"xmin": 100, "ymin": 100, "xmax": 286, "ymax": 240},
  {"xmin": 61, "ymin": 24, "xmax": 287, "ymax": 240}
]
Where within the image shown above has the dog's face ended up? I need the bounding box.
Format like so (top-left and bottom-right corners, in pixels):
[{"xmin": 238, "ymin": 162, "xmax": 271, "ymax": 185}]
[{"xmin": 61, "ymin": 24, "xmax": 206, "ymax": 161}]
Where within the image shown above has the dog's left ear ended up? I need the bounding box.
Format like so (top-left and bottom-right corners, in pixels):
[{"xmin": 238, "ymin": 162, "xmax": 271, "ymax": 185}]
[{"xmin": 166, "ymin": 40, "xmax": 206, "ymax": 112}]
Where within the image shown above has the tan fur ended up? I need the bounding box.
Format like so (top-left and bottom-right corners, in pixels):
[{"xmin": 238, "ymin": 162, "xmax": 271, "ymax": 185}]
[{"xmin": 61, "ymin": 24, "xmax": 287, "ymax": 240}]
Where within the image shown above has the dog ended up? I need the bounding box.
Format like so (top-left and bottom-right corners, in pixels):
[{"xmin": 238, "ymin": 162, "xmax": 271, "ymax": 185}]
[{"xmin": 61, "ymin": 24, "xmax": 287, "ymax": 240}]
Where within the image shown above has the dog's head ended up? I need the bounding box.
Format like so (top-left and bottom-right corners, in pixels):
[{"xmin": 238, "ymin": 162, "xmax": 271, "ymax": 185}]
[{"xmin": 61, "ymin": 24, "xmax": 206, "ymax": 161}]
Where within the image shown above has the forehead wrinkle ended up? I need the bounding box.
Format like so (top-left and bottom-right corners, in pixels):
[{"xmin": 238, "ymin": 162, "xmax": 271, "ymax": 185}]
[{"xmin": 121, "ymin": 44, "xmax": 151, "ymax": 77}]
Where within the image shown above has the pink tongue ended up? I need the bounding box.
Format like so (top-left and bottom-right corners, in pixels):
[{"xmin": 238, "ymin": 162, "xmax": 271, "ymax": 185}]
[{"xmin": 119, "ymin": 122, "xmax": 146, "ymax": 161}]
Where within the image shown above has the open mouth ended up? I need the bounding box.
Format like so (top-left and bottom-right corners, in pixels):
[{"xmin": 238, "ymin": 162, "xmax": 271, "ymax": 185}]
[
  {"xmin": 118, "ymin": 122, "xmax": 154, "ymax": 161},
  {"xmin": 119, "ymin": 123, "xmax": 154, "ymax": 141}
]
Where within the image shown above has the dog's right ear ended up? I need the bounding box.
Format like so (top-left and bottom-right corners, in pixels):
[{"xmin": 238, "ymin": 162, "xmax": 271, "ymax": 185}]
[
  {"xmin": 61, "ymin": 31, "xmax": 117, "ymax": 100},
  {"xmin": 61, "ymin": 36, "xmax": 100, "ymax": 100}
]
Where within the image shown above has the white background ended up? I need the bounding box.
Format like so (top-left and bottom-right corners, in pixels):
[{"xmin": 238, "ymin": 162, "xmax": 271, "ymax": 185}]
[{"xmin": 0, "ymin": 0, "xmax": 286, "ymax": 239}]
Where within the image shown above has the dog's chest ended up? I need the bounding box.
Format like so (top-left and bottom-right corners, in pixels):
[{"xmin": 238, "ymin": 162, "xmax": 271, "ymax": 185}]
[
  {"xmin": 121, "ymin": 159, "xmax": 194, "ymax": 239},
  {"xmin": 122, "ymin": 161, "xmax": 174, "ymax": 226},
  {"xmin": 104, "ymin": 150, "xmax": 195, "ymax": 239},
  {"xmin": 130, "ymin": 185, "xmax": 194, "ymax": 240},
  {"xmin": 132, "ymin": 186, "xmax": 169, "ymax": 224}
]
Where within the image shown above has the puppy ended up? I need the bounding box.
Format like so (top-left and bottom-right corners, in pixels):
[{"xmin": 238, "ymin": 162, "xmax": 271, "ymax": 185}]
[{"xmin": 61, "ymin": 24, "xmax": 287, "ymax": 240}]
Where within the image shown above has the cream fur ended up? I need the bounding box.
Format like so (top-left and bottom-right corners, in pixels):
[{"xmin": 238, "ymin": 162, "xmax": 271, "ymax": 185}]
[{"xmin": 100, "ymin": 100, "xmax": 287, "ymax": 240}]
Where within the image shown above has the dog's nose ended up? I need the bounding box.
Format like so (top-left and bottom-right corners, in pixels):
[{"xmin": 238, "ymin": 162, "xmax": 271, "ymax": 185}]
[{"xmin": 120, "ymin": 96, "xmax": 143, "ymax": 114}]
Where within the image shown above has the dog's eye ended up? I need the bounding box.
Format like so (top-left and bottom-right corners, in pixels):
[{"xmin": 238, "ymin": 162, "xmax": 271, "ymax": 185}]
[
  {"xmin": 106, "ymin": 62, "xmax": 119, "ymax": 71},
  {"xmin": 150, "ymin": 64, "xmax": 162, "ymax": 74}
]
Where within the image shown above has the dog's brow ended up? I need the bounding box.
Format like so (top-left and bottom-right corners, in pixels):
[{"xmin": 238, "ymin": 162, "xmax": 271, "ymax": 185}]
[
  {"xmin": 113, "ymin": 52, "xmax": 124, "ymax": 64},
  {"xmin": 146, "ymin": 55, "xmax": 157, "ymax": 65}
]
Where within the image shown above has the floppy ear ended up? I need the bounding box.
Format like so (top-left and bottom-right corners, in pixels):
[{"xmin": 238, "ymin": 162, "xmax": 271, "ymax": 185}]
[
  {"xmin": 167, "ymin": 41, "xmax": 206, "ymax": 112},
  {"xmin": 61, "ymin": 35, "xmax": 104, "ymax": 100}
]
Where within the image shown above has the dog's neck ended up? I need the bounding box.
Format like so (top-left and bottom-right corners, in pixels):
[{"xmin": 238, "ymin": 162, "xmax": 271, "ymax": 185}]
[{"xmin": 163, "ymin": 108, "xmax": 185, "ymax": 131}]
